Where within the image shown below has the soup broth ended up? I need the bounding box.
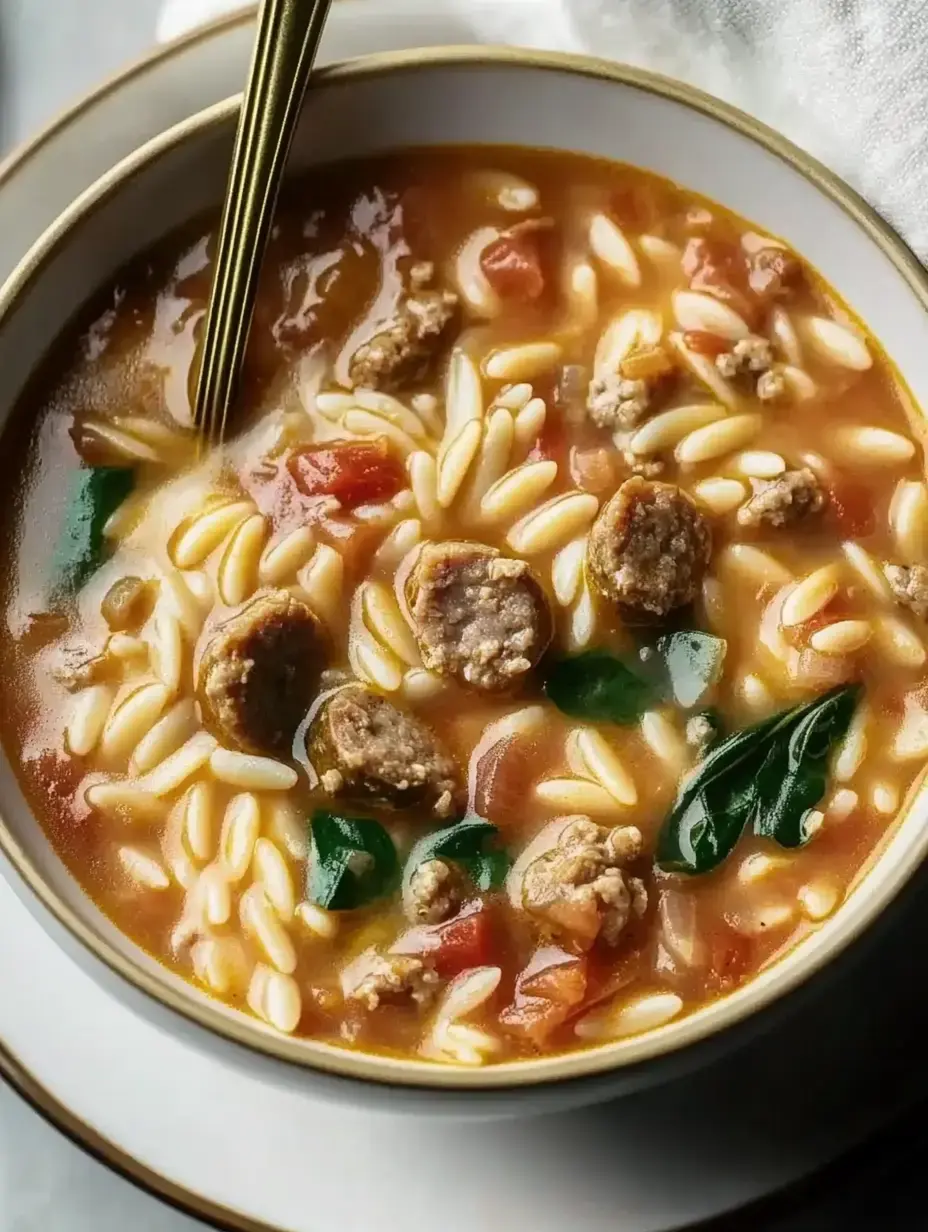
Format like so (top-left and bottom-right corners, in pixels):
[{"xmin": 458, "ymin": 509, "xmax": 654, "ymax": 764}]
[{"xmin": 1, "ymin": 147, "xmax": 925, "ymax": 1065}]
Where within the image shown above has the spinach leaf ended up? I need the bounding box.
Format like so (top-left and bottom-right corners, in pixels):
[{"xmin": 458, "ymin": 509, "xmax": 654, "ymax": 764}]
[
  {"xmin": 403, "ymin": 818, "xmax": 510, "ymax": 892},
  {"xmin": 653, "ymin": 631, "xmax": 727, "ymax": 709},
  {"xmin": 544, "ymin": 633, "xmax": 726, "ymax": 726},
  {"xmin": 51, "ymin": 466, "xmax": 134, "ymax": 599},
  {"xmin": 544, "ymin": 650, "xmax": 660, "ymax": 725},
  {"xmin": 753, "ymin": 684, "xmax": 861, "ymax": 847},
  {"xmin": 307, "ymin": 811, "xmax": 398, "ymax": 910},
  {"xmin": 656, "ymin": 684, "xmax": 860, "ymax": 874},
  {"xmin": 663, "ymin": 771, "xmax": 762, "ymax": 874},
  {"xmin": 656, "ymin": 711, "xmax": 782, "ymax": 873}
]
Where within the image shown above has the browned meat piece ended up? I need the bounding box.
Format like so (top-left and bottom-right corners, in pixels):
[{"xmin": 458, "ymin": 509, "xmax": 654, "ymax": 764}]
[
  {"xmin": 307, "ymin": 684, "xmax": 463, "ymax": 818},
  {"xmin": 886, "ymin": 564, "xmax": 928, "ymax": 620},
  {"xmin": 588, "ymin": 477, "xmax": 711, "ymax": 618},
  {"xmin": 586, "ymin": 341, "xmax": 678, "ymax": 433},
  {"xmin": 406, "ymin": 541, "xmax": 552, "ymax": 692},
  {"xmin": 521, "ymin": 817, "xmax": 647, "ymax": 952},
  {"xmin": 348, "ymin": 261, "xmax": 459, "ymax": 391},
  {"xmin": 341, "ymin": 948, "xmax": 439, "ymax": 1010},
  {"xmin": 403, "ymin": 858, "xmax": 467, "ymax": 924},
  {"xmin": 100, "ymin": 576, "xmax": 154, "ymax": 632},
  {"xmin": 715, "ymin": 336, "xmax": 785, "ymax": 402},
  {"xmin": 736, "ymin": 467, "xmax": 828, "ymax": 530},
  {"xmin": 621, "ymin": 449, "xmax": 666, "ymax": 479},
  {"xmin": 199, "ymin": 589, "xmax": 323, "ymax": 755},
  {"xmin": 587, "ymin": 373, "xmax": 651, "ymax": 430}
]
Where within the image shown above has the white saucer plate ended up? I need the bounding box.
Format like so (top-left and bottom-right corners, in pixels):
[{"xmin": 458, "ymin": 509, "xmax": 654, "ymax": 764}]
[{"xmin": 1, "ymin": 5, "xmax": 927, "ymax": 1230}]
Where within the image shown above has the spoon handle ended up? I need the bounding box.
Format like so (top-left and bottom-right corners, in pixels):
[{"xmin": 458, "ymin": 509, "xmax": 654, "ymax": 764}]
[{"xmin": 195, "ymin": 0, "xmax": 333, "ymax": 444}]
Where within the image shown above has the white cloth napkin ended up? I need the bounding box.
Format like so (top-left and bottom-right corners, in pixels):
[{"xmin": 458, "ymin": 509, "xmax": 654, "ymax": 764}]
[{"xmin": 158, "ymin": 0, "xmax": 928, "ymax": 260}]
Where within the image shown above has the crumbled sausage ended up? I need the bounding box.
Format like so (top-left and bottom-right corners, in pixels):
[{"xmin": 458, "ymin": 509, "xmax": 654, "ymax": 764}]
[
  {"xmin": 736, "ymin": 468, "xmax": 828, "ymax": 530},
  {"xmin": 341, "ymin": 948, "xmax": 439, "ymax": 1010},
  {"xmin": 715, "ymin": 336, "xmax": 773, "ymax": 378},
  {"xmin": 308, "ymin": 684, "xmax": 463, "ymax": 817},
  {"xmin": 886, "ymin": 564, "xmax": 928, "ymax": 621},
  {"xmin": 588, "ymin": 477, "xmax": 711, "ymax": 618},
  {"xmin": 348, "ymin": 261, "xmax": 459, "ymax": 391},
  {"xmin": 199, "ymin": 589, "xmax": 323, "ymax": 755},
  {"xmin": 406, "ymin": 541, "xmax": 552, "ymax": 692},
  {"xmin": 621, "ymin": 449, "xmax": 666, "ymax": 479},
  {"xmin": 756, "ymin": 369, "xmax": 787, "ymax": 401},
  {"xmin": 587, "ymin": 374, "xmax": 651, "ymax": 430},
  {"xmin": 715, "ymin": 336, "xmax": 785, "ymax": 402},
  {"xmin": 747, "ymin": 246, "xmax": 802, "ymax": 301},
  {"xmin": 522, "ymin": 817, "xmax": 647, "ymax": 952},
  {"xmin": 403, "ymin": 858, "xmax": 468, "ymax": 924},
  {"xmin": 586, "ymin": 344, "xmax": 676, "ymax": 432}
]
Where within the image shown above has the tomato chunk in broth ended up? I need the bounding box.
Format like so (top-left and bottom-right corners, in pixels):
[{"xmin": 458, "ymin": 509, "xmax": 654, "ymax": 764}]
[{"xmin": 1, "ymin": 147, "xmax": 925, "ymax": 1068}]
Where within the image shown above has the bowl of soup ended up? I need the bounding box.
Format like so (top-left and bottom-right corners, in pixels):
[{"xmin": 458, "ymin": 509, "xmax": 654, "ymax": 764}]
[{"xmin": 1, "ymin": 47, "xmax": 928, "ymax": 1110}]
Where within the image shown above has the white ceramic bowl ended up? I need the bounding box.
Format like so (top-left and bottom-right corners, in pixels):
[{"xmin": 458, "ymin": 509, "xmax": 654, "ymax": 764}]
[{"xmin": 2, "ymin": 48, "xmax": 927, "ymax": 1113}]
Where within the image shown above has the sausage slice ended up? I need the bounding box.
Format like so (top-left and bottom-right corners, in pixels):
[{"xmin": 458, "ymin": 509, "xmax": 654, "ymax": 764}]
[
  {"xmin": 406, "ymin": 540, "xmax": 552, "ymax": 692},
  {"xmin": 588, "ymin": 477, "xmax": 711, "ymax": 618},
  {"xmin": 199, "ymin": 589, "xmax": 323, "ymax": 755},
  {"xmin": 308, "ymin": 684, "xmax": 463, "ymax": 818}
]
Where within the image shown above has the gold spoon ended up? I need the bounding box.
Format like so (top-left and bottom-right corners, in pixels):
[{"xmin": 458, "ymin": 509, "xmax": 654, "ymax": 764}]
[{"xmin": 194, "ymin": 0, "xmax": 334, "ymax": 446}]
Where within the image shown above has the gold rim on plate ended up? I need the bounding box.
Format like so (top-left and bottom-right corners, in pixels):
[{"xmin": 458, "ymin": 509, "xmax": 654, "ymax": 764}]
[{"xmin": 1, "ymin": 23, "xmax": 928, "ymax": 1226}]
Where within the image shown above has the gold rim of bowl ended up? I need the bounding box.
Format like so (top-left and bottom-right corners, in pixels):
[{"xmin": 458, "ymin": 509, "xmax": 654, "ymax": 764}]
[{"xmin": 2, "ymin": 38, "xmax": 928, "ymax": 1114}]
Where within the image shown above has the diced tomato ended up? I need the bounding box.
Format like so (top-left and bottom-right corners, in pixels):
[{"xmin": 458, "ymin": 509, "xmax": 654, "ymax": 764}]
[
  {"xmin": 480, "ymin": 221, "xmax": 548, "ymax": 302},
  {"xmin": 474, "ymin": 731, "xmax": 546, "ymax": 829},
  {"xmin": 682, "ymin": 329, "xmax": 730, "ymax": 357},
  {"xmin": 826, "ymin": 474, "xmax": 876, "ymax": 538},
  {"xmin": 569, "ymin": 445, "xmax": 617, "ymax": 494},
  {"xmin": 609, "ymin": 185, "xmax": 653, "ymax": 232},
  {"xmin": 500, "ymin": 947, "xmax": 588, "ymax": 1046},
  {"xmin": 708, "ymin": 926, "xmax": 753, "ymax": 992},
  {"xmin": 393, "ymin": 900, "xmax": 495, "ymax": 978},
  {"xmin": 682, "ymin": 236, "xmax": 758, "ymax": 325},
  {"xmin": 287, "ymin": 439, "xmax": 406, "ymax": 509}
]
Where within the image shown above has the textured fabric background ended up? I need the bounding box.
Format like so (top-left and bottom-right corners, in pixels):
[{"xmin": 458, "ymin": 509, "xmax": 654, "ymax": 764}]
[{"xmin": 159, "ymin": 0, "xmax": 928, "ymax": 258}]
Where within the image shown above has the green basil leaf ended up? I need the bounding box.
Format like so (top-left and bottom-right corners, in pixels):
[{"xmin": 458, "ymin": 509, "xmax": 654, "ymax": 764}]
[
  {"xmin": 52, "ymin": 467, "xmax": 135, "ymax": 600},
  {"xmin": 308, "ymin": 811, "xmax": 398, "ymax": 910},
  {"xmin": 753, "ymin": 684, "xmax": 861, "ymax": 847},
  {"xmin": 544, "ymin": 650, "xmax": 660, "ymax": 725},
  {"xmin": 403, "ymin": 818, "xmax": 511, "ymax": 893},
  {"xmin": 653, "ymin": 631, "xmax": 727, "ymax": 709}
]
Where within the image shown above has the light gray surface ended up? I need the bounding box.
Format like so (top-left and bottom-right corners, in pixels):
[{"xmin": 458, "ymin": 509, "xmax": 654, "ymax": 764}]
[
  {"xmin": 0, "ymin": 14, "xmax": 199, "ymax": 1232},
  {"xmin": 0, "ymin": 0, "xmax": 162, "ymax": 146},
  {"xmin": 0, "ymin": 5, "xmax": 916, "ymax": 1232}
]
